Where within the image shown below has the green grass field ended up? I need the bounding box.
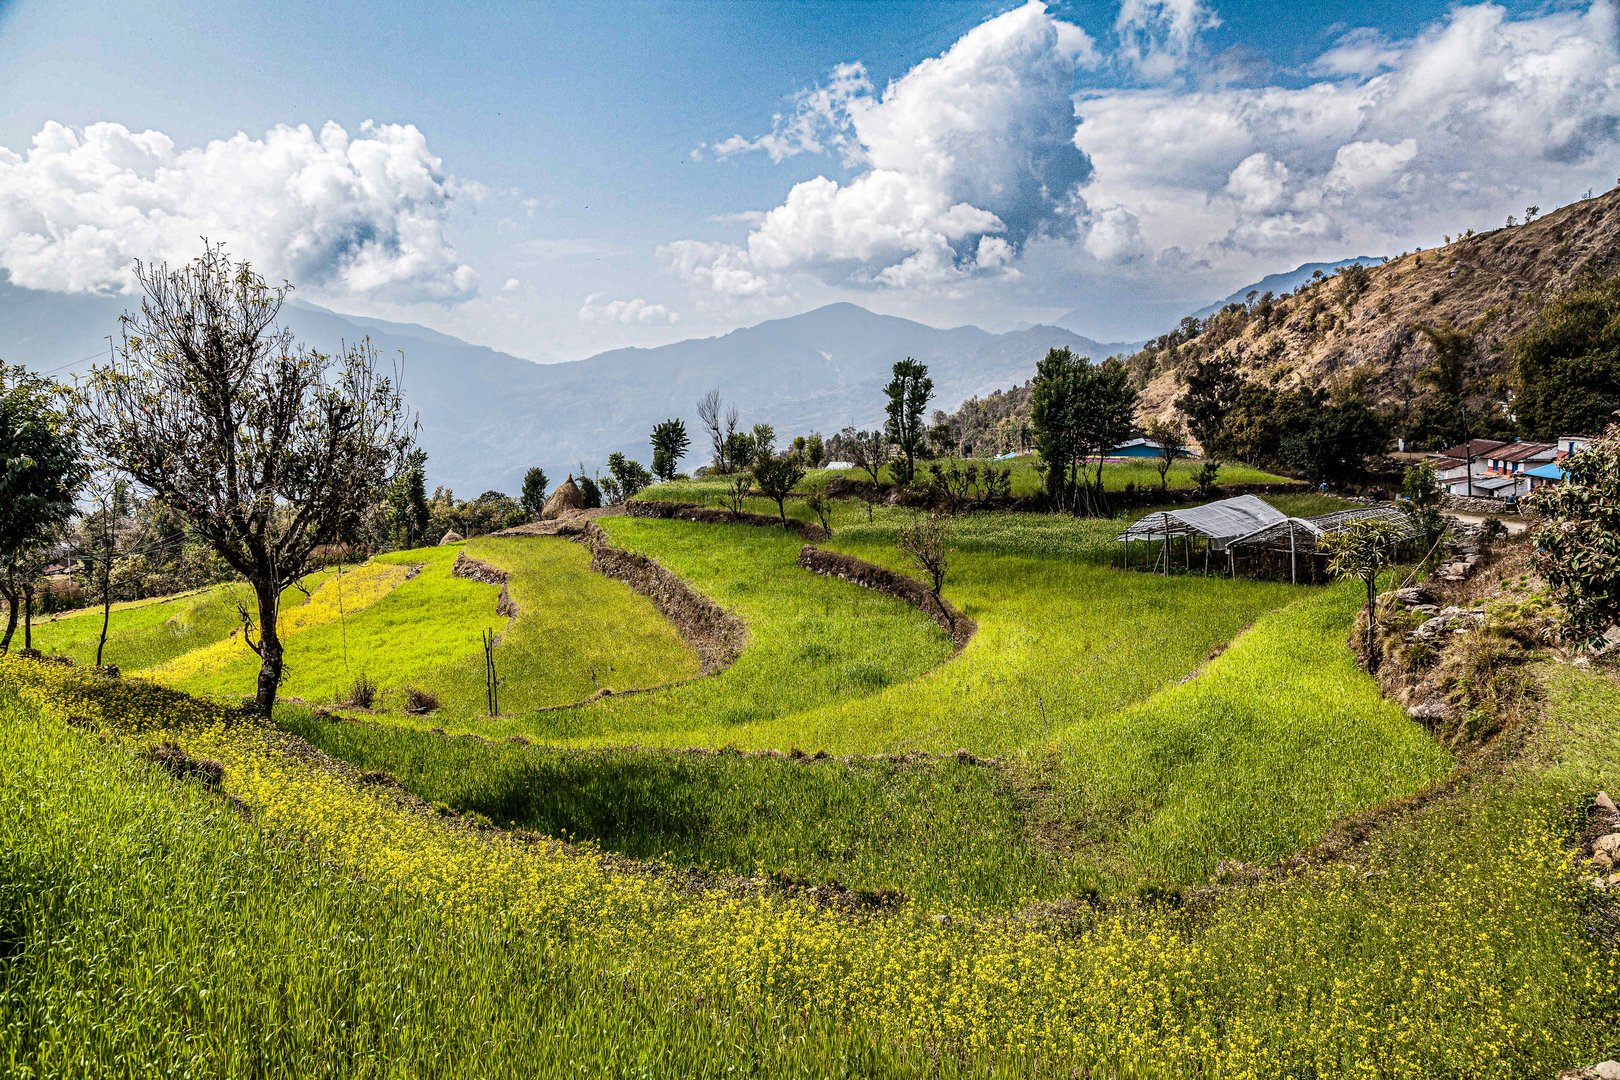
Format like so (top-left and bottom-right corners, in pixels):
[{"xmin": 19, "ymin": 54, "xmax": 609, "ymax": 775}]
[
  {"xmin": 647, "ymin": 454, "xmax": 1293, "ymax": 509},
  {"xmin": 2, "ymin": 648, "xmax": 1613, "ymax": 1075},
  {"xmin": 27, "ymin": 574, "xmax": 333, "ymax": 672},
  {"xmin": 74, "ymin": 537, "xmax": 701, "ymax": 718},
  {"xmin": 10, "ymin": 484, "xmax": 1610, "ymax": 1075},
  {"xmin": 266, "ymin": 501, "xmax": 1446, "ymax": 908}
]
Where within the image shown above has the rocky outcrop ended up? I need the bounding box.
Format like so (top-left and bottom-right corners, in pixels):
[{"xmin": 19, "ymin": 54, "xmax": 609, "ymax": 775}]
[
  {"xmin": 1559, "ymin": 1062, "xmax": 1620, "ymax": 1080},
  {"xmin": 796, "ymin": 545, "xmax": 976, "ymax": 652},
  {"xmin": 1134, "ymin": 188, "xmax": 1620, "ymax": 423},
  {"xmin": 1580, "ymin": 789, "xmax": 1620, "ymax": 890}
]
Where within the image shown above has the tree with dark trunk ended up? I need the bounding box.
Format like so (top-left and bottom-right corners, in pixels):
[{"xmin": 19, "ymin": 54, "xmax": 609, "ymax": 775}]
[
  {"xmin": 1320, "ymin": 517, "xmax": 1402, "ymax": 670},
  {"xmin": 697, "ymin": 390, "xmax": 726, "ymax": 473},
  {"xmin": 1145, "ymin": 416, "xmax": 1189, "ymax": 491},
  {"xmin": 884, "ymin": 359, "xmax": 933, "ymax": 486},
  {"xmin": 650, "ymin": 419, "xmax": 690, "ymax": 481},
  {"xmin": 0, "ymin": 364, "xmax": 85, "ymax": 652},
  {"xmin": 520, "ymin": 466, "xmax": 549, "ymax": 520},
  {"xmin": 1031, "ymin": 350, "xmax": 1136, "ymax": 515},
  {"xmin": 80, "ymin": 245, "xmax": 414, "ymax": 714},
  {"xmin": 79, "ymin": 476, "xmax": 131, "ymax": 667},
  {"xmin": 899, "ymin": 511, "xmax": 953, "ymax": 628},
  {"xmin": 751, "ymin": 450, "xmax": 805, "ymax": 524}
]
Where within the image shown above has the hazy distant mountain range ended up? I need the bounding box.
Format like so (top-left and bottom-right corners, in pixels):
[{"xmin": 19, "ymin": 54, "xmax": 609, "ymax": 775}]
[
  {"xmin": 0, "ymin": 251, "xmax": 1395, "ymax": 493},
  {"xmin": 0, "ymin": 283, "xmax": 1124, "ymax": 493}
]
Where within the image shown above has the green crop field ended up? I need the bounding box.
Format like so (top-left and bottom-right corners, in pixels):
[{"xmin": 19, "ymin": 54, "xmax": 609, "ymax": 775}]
[
  {"xmin": 27, "ymin": 574, "xmax": 335, "ymax": 673},
  {"xmin": 4, "ymin": 489, "xmax": 1616, "ymax": 1076},
  {"xmin": 2, "ymin": 643, "xmax": 1614, "ymax": 1075},
  {"xmin": 646, "ymin": 454, "xmax": 1294, "ymax": 511}
]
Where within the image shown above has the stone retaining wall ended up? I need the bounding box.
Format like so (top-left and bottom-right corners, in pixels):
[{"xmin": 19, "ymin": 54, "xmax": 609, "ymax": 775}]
[
  {"xmin": 1443, "ymin": 492, "xmax": 1525, "ymax": 517},
  {"xmin": 796, "ymin": 545, "xmax": 976, "ymax": 652},
  {"xmin": 627, "ymin": 500, "xmax": 829, "ymax": 541},
  {"xmin": 451, "ymin": 550, "xmax": 517, "ymax": 618},
  {"xmin": 580, "ymin": 524, "xmax": 746, "ymax": 673}
]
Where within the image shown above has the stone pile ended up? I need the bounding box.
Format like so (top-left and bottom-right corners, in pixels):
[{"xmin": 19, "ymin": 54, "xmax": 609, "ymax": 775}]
[
  {"xmin": 1409, "ymin": 606, "xmax": 1487, "ymax": 644},
  {"xmin": 1581, "ymin": 789, "xmax": 1620, "ymax": 891},
  {"xmin": 1390, "ymin": 587, "xmax": 1487, "ymax": 645},
  {"xmin": 1559, "ymin": 1060, "xmax": 1620, "ymax": 1080}
]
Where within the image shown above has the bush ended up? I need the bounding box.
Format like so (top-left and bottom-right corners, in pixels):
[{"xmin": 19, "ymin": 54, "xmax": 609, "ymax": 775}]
[
  {"xmin": 345, "ymin": 674, "xmax": 378, "ymax": 709},
  {"xmin": 1528, "ymin": 424, "xmax": 1620, "ymax": 646},
  {"xmin": 403, "ymin": 686, "xmax": 440, "ymax": 715},
  {"xmin": 1194, "ymin": 461, "xmax": 1221, "ymax": 496}
]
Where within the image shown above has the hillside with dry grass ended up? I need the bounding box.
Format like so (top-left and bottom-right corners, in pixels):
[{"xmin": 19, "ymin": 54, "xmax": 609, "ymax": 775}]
[{"xmin": 1133, "ymin": 187, "xmax": 1620, "ymax": 427}]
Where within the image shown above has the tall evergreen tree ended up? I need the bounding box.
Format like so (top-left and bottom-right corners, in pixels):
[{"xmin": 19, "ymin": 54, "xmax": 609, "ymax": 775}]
[
  {"xmin": 884, "ymin": 358, "xmax": 933, "ymax": 485},
  {"xmin": 520, "ymin": 466, "xmax": 549, "ymax": 519},
  {"xmin": 650, "ymin": 419, "xmax": 690, "ymax": 481}
]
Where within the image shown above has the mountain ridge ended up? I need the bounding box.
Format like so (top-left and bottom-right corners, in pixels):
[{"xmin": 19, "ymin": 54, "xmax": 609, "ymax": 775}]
[
  {"xmin": 0, "ymin": 287, "xmax": 1106, "ymax": 492},
  {"xmin": 1133, "ymin": 186, "xmax": 1620, "ymax": 425}
]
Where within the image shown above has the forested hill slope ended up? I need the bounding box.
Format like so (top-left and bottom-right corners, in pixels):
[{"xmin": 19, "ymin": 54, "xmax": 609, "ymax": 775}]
[{"xmin": 1134, "ymin": 187, "xmax": 1620, "ymax": 425}]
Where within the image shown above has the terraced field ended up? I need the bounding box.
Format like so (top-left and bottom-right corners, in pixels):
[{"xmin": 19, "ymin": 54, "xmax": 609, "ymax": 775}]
[
  {"xmin": 241, "ymin": 501, "xmax": 1445, "ymax": 904},
  {"xmin": 6, "ymin": 489, "xmax": 1614, "ymax": 1075}
]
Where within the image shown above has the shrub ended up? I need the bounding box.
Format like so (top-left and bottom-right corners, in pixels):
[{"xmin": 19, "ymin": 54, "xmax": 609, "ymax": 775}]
[
  {"xmin": 404, "ymin": 686, "xmax": 440, "ymax": 715},
  {"xmin": 1528, "ymin": 424, "xmax": 1620, "ymax": 647},
  {"xmin": 1194, "ymin": 461, "xmax": 1221, "ymax": 496},
  {"xmin": 345, "ymin": 673, "xmax": 378, "ymax": 709}
]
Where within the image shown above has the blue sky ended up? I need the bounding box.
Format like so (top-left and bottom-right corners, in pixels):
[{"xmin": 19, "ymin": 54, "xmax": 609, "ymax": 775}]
[{"xmin": 2, "ymin": 0, "xmax": 1618, "ymax": 358}]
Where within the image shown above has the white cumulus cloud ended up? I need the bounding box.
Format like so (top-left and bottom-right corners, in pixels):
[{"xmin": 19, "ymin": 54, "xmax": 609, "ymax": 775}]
[
  {"xmin": 577, "ymin": 294, "xmax": 680, "ymax": 325},
  {"xmin": 670, "ymin": 1, "xmax": 1096, "ymax": 296},
  {"xmin": 1078, "ymin": 0, "xmax": 1620, "ymax": 265},
  {"xmin": 681, "ymin": 0, "xmax": 1620, "ymax": 331},
  {"xmin": 0, "ymin": 119, "xmax": 476, "ymax": 301},
  {"xmin": 1113, "ymin": 0, "xmax": 1221, "ymax": 80}
]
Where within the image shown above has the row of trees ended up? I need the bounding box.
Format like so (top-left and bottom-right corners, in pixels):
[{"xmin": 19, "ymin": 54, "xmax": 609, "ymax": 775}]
[{"xmin": 1177, "ymin": 353, "xmax": 1390, "ymax": 488}]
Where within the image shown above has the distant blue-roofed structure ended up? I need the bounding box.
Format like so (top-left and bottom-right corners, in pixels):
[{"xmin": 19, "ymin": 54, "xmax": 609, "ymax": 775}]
[
  {"xmin": 1108, "ymin": 438, "xmax": 1195, "ymax": 459},
  {"xmin": 1524, "ymin": 460, "xmax": 1566, "ymax": 492}
]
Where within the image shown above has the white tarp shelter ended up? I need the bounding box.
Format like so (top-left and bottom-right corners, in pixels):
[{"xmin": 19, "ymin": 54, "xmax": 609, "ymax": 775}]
[{"xmin": 1114, "ymin": 494, "xmax": 1286, "ymax": 552}]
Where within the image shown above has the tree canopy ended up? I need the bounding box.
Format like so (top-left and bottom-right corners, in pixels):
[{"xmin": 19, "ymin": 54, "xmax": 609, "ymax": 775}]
[
  {"xmin": 1529, "ymin": 423, "xmax": 1620, "ymax": 646},
  {"xmin": 1030, "ymin": 349, "xmax": 1135, "ymax": 515},
  {"xmin": 650, "ymin": 419, "xmax": 690, "ymax": 481},
  {"xmin": 80, "ymin": 245, "xmax": 414, "ymax": 713},
  {"xmin": 1512, "ymin": 274, "xmax": 1620, "ymax": 439},
  {"xmin": 884, "ymin": 358, "xmax": 933, "ymax": 486},
  {"xmin": 520, "ymin": 466, "xmax": 549, "ymax": 519},
  {"xmin": 0, "ymin": 364, "xmax": 86, "ymax": 651}
]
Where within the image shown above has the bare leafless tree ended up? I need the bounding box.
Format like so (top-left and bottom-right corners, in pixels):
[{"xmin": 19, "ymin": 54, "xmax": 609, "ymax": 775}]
[
  {"xmin": 80, "ymin": 244, "xmax": 415, "ymax": 714},
  {"xmin": 697, "ymin": 389, "xmax": 725, "ymax": 473},
  {"xmin": 899, "ymin": 511, "xmax": 953, "ymax": 626}
]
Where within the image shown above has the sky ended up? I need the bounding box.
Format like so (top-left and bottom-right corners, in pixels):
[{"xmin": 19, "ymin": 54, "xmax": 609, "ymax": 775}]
[{"xmin": 2, "ymin": 0, "xmax": 1618, "ymax": 361}]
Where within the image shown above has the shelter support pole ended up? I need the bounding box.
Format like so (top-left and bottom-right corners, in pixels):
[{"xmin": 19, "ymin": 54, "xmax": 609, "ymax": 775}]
[{"xmin": 1289, "ymin": 525, "xmax": 1297, "ymax": 585}]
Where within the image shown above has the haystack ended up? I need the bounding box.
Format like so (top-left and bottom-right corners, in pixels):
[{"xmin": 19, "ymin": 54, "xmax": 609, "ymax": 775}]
[
  {"xmin": 542, "ymin": 476, "xmax": 585, "ymax": 519},
  {"xmin": 438, "ymin": 529, "xmax": 464, "ymax": 545}
]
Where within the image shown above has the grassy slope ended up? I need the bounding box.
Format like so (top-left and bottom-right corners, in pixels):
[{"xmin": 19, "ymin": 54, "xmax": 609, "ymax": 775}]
[
  {"xmin": 1052, "ymin": 583, "xmax": 1453, "ymax": 886},
  {"xmin": 288, "ymin": 505, "xmax": 1443, "ymax": 903},
  {"xmin": 416, "ymin": 518, "xmax": 955, "ymax": 744},
  {"xmin": 366, "ymin": 536, "xmax": 700, "ymax": 716},
  {"xmin": 159, "ymin": 539, "xmax": 698, "ymax": 716},
  {"xmin": 648, "ymin": 455, "xmax": 1291, "ymax": 507},
  {"xmin": 0, "ymin": 675, "xmax": 919, "ymax": 1079},
  {"xmin": 26, "ymin": 574, "xmax": 333, "ymax": 672},
  {"xmin": 3, "ymin": 654, "xmax": 1614, "ymax": 1076}
]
